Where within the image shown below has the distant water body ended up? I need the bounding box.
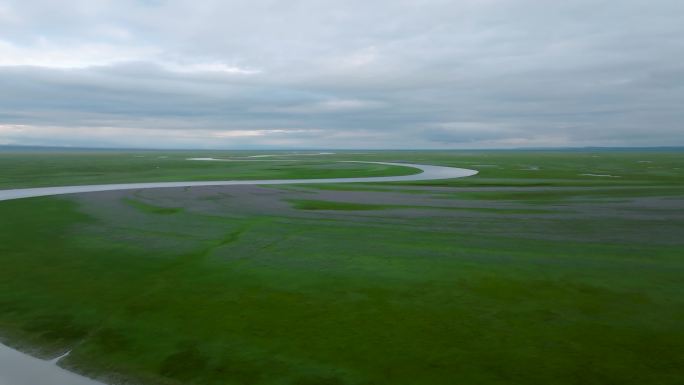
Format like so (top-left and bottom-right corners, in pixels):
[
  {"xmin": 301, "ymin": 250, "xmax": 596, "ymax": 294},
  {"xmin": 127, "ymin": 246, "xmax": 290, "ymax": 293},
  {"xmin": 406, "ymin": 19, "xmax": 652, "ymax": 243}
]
[{"xmin": 0, "ymin": 161, "xmax": 478, "ymax": 202}]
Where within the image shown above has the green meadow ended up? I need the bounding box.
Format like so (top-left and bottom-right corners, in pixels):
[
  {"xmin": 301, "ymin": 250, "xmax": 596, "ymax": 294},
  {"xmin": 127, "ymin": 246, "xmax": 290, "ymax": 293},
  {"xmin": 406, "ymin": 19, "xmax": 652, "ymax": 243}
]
[
  {"xmin": 0, "ymin": 149, "xmax": 682, "ymax": 385},
  {"xmin": 0, "ymin": 151, "xmax": 417, "ymax": 189}
]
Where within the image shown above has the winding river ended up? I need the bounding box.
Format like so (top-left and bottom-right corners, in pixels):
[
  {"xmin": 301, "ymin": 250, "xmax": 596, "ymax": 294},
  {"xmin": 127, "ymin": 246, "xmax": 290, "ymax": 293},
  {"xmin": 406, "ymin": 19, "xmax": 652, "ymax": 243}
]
[
  {"xmin": 0, "ymin": 160, "xmax": 477, "ymax": 385},
  {"xmin": 0, "ymin": 161, "xmax": 477, "ymax": 202}
]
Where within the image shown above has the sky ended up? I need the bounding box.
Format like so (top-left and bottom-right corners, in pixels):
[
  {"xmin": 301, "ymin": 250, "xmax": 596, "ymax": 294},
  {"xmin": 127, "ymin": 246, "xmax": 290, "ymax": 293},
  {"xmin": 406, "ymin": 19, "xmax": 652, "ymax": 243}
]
[{"xmin": 0, "ymin": 0, "xmax": 682, "ymax": 149}]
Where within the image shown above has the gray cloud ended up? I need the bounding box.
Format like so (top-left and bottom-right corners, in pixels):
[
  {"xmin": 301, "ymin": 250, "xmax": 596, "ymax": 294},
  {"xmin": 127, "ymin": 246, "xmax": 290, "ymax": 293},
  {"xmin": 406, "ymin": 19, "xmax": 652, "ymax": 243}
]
[{"xmin": 0, "ymin": 0, "xmax": 683, "ymax": 148}]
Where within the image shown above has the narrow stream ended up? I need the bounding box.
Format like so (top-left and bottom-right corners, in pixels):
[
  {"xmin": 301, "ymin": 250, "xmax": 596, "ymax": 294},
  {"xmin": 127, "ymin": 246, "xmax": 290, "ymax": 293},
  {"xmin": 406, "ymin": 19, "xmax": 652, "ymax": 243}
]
[{"xmin": 0, "ymin": 161, "xmax": 478, "ymax": 202}]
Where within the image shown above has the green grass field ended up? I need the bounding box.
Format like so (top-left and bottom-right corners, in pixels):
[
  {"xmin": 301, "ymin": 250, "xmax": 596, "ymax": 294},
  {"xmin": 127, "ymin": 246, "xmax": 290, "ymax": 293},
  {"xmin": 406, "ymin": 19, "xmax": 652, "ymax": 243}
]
[
  {"xmin": 0, "ymin": 151, "xmax": 418, "ymax": 189},
  {"xmin": 0, "ymin": 149, "xmax": 682, "ymax": 385}
]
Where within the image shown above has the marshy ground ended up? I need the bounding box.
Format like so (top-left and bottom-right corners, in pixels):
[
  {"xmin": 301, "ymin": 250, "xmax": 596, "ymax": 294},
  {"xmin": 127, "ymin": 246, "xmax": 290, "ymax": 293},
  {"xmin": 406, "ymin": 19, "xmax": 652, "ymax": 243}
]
[{"xmin": 0, "ymin": 149, "xmax": 682, "ymax": 385}]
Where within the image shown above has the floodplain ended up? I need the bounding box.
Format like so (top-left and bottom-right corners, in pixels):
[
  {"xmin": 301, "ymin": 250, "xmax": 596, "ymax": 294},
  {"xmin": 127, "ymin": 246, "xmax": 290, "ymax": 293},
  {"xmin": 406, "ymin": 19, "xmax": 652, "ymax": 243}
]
[{"xmin": 0, "ymin": 149, "xmax": 682, "ymax": 385}]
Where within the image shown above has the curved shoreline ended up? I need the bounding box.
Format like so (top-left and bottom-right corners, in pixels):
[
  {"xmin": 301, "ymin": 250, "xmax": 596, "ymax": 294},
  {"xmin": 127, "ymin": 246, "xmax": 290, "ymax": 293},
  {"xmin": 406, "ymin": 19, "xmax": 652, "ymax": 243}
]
[
  {"xmin": 0, "ymin": 343, "xmax": 102, "ymax": 385},
  {"xmin": 0, "ymin": 161, "xmax": 478, "ymax": 202}
]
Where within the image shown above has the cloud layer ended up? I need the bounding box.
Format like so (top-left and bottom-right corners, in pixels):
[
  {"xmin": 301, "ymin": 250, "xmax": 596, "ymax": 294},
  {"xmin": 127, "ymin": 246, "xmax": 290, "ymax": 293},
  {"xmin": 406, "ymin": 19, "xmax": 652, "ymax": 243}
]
[{"xmin": 1, "ymin": 0, "xmax": 683, "ymax": 149}]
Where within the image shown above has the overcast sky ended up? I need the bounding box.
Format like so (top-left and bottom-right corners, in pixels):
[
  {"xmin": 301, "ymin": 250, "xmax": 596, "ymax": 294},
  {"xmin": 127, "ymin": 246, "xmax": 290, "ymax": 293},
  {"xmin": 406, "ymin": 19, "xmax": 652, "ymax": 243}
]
[{"xmin": 0, "ymin": 0, "xmax": 682, "ymax": 149}]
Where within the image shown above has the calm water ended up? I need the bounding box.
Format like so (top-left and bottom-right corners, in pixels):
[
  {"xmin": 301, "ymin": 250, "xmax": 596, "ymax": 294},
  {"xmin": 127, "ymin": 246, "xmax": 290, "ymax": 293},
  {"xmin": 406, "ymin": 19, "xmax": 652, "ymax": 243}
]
[
  {"xmin": 0, "ymin": 344, "xmax": 103, "ymax": 385},
  {"xmin": 0, "ymin": 161, "xmax": 478, "ymax": 202}
]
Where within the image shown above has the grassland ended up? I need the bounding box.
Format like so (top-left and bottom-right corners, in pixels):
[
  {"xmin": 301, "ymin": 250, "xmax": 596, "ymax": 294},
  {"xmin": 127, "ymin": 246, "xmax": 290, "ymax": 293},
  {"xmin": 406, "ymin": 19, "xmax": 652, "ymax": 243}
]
[
  {"xmin": 0, "ymin": 150, "xmax": 417, "ymax": 189},
  {"xmin": 0, "ymin": 149, "xmax": 682, "ymax": 385},
  {"xmin": 288, "ymin": 199, "xmax": 395, "ymax": 211}
]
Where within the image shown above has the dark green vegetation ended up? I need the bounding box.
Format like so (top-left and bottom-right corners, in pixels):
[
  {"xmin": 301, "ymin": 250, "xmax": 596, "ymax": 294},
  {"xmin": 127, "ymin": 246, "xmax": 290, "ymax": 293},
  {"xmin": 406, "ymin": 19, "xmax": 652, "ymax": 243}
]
[{"xmin": 0, "ymin": 149, "xmax": 683, "ymax": 385}]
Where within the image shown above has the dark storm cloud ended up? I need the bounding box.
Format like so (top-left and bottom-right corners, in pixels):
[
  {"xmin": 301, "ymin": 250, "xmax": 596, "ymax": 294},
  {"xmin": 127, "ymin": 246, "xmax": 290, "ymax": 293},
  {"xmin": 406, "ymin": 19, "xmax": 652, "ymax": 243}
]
[{"xmin": 0, "ymin": 0, "xmax": 682, "ymax": 148}]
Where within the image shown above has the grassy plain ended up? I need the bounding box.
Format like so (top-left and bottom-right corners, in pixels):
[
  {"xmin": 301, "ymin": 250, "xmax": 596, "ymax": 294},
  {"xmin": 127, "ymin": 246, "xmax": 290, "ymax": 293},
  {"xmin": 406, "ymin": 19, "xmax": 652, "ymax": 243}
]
[
  {"xmin": 0, "ymin": 150, "xmax": 417, "ymax": 189},
  {"xmin": 0, "ymin": 149, "xmax": 682, "ymax": 385}
]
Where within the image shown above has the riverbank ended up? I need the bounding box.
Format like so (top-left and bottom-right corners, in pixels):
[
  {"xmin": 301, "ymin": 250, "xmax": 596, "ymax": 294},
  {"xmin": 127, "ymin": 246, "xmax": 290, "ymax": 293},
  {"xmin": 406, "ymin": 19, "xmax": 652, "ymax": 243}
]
[{"xmin": 0, "ymin": 343, "xmax": 102, "ymax": 385}]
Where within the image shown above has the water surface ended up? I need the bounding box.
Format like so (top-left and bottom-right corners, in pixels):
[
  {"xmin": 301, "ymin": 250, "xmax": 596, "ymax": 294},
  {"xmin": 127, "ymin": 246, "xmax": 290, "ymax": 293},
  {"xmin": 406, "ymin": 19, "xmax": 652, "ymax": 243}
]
[{"xmin": 0, "ymin": 344, "xmax": 103, "ymax": 385}]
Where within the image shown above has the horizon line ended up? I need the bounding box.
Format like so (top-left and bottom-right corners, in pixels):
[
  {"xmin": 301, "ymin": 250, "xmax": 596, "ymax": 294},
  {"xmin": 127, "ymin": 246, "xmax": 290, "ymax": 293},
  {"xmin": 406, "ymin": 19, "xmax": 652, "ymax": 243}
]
[{"xmin": 1, "ymin": 144, "xmax": 684, "ymax": 152}]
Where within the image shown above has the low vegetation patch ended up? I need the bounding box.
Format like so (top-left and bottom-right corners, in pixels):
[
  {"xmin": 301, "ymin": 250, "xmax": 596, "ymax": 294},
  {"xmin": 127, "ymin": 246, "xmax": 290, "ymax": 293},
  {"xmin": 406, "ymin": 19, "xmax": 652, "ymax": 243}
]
[
  {"xmin": 124, "ymin": 198, "xmax": 183, "ymax": 215},
  {"xmin": 289, "ymin": 199, "xmax": 393, "ymax": 211}
]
